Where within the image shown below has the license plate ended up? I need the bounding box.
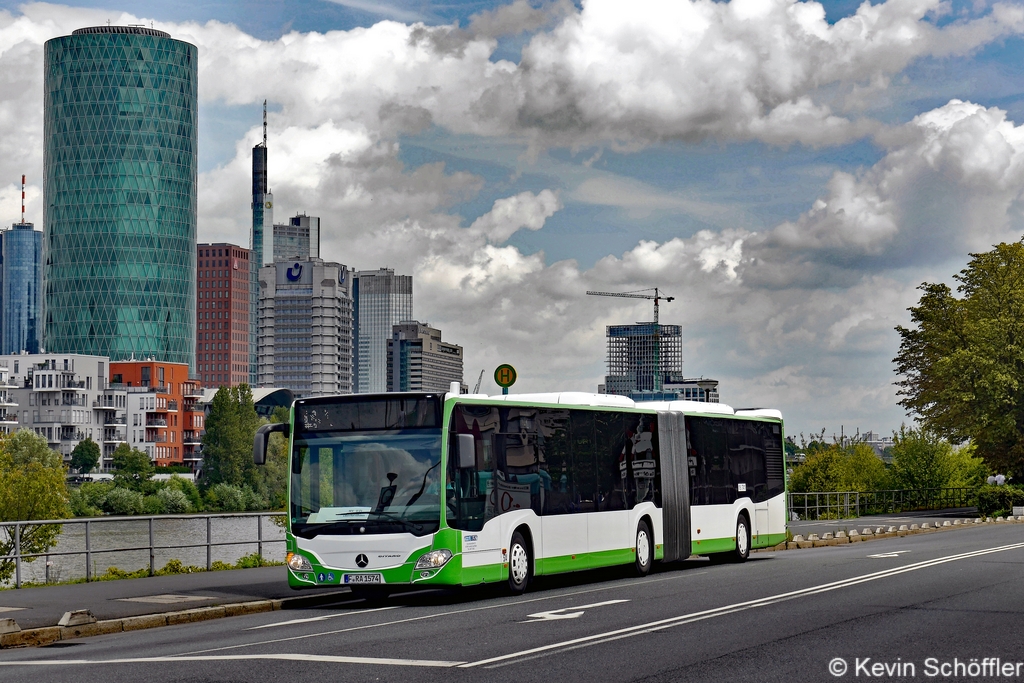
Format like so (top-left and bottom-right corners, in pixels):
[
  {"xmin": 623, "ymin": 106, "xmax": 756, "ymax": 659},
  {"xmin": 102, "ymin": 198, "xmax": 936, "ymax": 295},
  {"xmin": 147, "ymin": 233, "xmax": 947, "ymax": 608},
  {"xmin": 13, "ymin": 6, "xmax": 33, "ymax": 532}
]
[{"xmin": 343, "ymin": 573, "xmax": 383, "ymax": 584}]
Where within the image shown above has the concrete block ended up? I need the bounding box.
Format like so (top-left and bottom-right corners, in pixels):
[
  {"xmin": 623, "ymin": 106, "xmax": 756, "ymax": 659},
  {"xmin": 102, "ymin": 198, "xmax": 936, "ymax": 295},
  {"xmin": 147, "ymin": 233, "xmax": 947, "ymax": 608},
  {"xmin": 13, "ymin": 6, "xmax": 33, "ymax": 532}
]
[
  {"xmin": 807, "ymin": 534, "xmax": 820, "ymax": 541},
  {"xmin": 822, "ymin": 532, "xmax": 834, "ymax": 540},
  {"xmin": 0, "ymin": 626, "xmax": 60, "ymax": 649},
  {"xmin": 166, "ymin": 606, "xmax": 227, "ymax": 626},
  {"xmin": 0, "ymin": 619, "xmax": 20, "ymax": 635},
  {"xmin": 58, "ymin": 609, "xmax": 96, "ymax": 627},
  {"xmin": 60, "ymin": 620, "xmax": 122, "ymax": 640},
  {"xmin": 899, "ymin": 525, "xmax": 909, "ymax": 531},
  {"xmin": 997, "ymin": 516, "xmax": 1005, "ymax": 522},
  {"xmin": 120, "ymin": 614, "xmax": 168, "ymax": 632},
  {"xmin": 812, "ymin": 540, "xmax": 828, "ymax": 547},
  {"xmin": 953, "ymin": 520, "xmax": 961, "ymax": 525},
  {"xmin": 836, "ymin": 531, "xmax": 847, "ymax": 538},
  {"xmin": 792, "ymin": 535, "xmax": 805, "ymax": 542},
  {"xmin": 861, "ymin": 528, "xmax": 873, "ymax": 536},
  {"xmin": 786, "ymin": 542, "xmax": 799, "ymax": 550},
  {"xmin": 774, "ymin": 542, "xmax": 788, "ymax": 551},
  {"xmin": 921, "ymin": 522, "xmax": 931, "ymax": 529},
  {"xmin": 942, "ymin": 520, "xmax": 951, "ymax": 527},
  {"xmin": 223, "ymin": 601, "xmax": 274, "ymax": 618}
]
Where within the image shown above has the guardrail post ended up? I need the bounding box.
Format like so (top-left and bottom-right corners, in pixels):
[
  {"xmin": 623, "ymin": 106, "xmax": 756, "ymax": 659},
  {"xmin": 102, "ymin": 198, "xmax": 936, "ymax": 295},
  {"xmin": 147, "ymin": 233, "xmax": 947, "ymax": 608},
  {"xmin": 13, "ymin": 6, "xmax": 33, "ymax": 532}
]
[
  {"xmin": 149, "ymin": 518, "xmax": 155, "ymax": 577},
  {"xmin": 14, "ymin": 523, "xmax": 21, "ymax": 588},
  {"xmin": 85, "ymin": 519, "xmax": 92, "ymax": 582},
  {"xmin": 206, "ymin": 516, "xmax": 212, "ymax": 571},
  {"xmin": 257, "ymin": 514, "xmax": 263, "ymax": 559}
]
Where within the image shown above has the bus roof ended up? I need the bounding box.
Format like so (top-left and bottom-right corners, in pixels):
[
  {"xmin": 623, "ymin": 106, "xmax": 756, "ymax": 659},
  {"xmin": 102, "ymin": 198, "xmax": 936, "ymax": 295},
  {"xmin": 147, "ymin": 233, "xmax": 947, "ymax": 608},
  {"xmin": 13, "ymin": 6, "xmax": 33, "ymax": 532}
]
[{"xmin": 451, "ymin": 392, "xmax": 780, "ymax": 420}]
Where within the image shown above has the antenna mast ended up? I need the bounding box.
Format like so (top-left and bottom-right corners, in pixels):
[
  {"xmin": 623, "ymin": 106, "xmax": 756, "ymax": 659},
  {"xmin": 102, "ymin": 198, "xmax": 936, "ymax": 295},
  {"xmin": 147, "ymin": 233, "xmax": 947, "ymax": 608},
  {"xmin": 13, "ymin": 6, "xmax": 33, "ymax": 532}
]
[
  {"xmin": 20, "ymin": 175, "xmax": 25, "ymax": 223},
  {"xmin": 262, "ymin": 100, "xmax": 267, "ymax": 147}
]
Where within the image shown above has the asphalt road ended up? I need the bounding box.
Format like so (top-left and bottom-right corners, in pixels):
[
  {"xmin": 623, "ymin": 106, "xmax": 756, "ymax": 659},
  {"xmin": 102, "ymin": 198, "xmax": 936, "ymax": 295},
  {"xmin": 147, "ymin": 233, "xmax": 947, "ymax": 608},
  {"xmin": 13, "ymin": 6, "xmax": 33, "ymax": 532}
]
[{"xmin": 3, "ymin": 523, "xmax": 1024, "ymax": 682}]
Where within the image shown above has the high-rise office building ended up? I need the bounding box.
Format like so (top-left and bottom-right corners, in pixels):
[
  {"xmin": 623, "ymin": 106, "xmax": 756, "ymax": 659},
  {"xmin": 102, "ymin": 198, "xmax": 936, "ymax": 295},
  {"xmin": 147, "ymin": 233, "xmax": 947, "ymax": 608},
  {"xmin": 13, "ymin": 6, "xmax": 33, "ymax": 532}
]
[
  {"xmin": 273, "ymin": 213, "xmax": 320, "ymax": 262},
  {"xmin": 250, "ymin": 103, "xmax": 271, "ymax": 386},
  {"xmin": 197, "ymin": 243, "xmax": 251, "ymax": 388},
  {"xmin": 602, "ymin": 323, "xmax": 683, "ymax": 395},
  {"xmin": 258, "ymin": 260, "xmax": 352, "ymax": 397},
  {"xmin": 1, "ymin": 220, "xmax": 43, "ymax": 354},
  {"xmin": 43, "ymin": 26, "xmax": 198, "ymax": 369},
  {"xmin": 387, "ymin": 321, "xmax": 465, "ymax": 393},
  {"xmin": 353, "ymin": 269, "xmax": 412, "ymax": 393}
]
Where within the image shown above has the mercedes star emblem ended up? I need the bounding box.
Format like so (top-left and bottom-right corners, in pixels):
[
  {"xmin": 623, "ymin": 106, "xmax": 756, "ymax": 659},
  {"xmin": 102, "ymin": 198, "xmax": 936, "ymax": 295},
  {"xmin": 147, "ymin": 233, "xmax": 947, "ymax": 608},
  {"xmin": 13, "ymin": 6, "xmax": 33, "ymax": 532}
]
[{"xmin": 355, "ymin": 554, "xmax": 369, "ymax": 568}]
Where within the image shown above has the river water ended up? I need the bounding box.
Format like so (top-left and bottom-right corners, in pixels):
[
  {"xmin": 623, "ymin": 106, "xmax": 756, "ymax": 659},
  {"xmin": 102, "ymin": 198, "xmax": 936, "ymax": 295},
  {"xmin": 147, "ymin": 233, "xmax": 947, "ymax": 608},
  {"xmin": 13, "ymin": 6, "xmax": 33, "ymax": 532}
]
[{"xmin": 4, "ymin": 514, "xmax": 287, "ymax": 586}]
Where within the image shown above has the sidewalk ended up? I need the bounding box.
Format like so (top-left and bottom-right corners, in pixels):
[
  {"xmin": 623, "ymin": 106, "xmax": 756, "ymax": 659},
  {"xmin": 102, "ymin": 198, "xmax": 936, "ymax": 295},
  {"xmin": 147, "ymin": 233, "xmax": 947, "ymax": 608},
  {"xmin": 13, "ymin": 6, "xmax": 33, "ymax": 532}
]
[{"xmin": 0, "ymin": 566, "xmax": 354, "ymax": 630}]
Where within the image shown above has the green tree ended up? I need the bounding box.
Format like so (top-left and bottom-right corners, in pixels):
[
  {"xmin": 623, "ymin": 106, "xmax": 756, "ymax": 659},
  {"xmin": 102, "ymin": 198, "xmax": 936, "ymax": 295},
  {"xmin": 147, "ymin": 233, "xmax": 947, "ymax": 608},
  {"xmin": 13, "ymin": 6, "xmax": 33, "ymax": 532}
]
[
  {"xmin": 895, "ymin": 241, "xmax": 1024, "ymax": 477},
  {"xmin": 888, "ymin": 426, "xmax": 988, "ymax": 491},
  {"xmin": 841, "ymin": 443, "xmax": 891, "ymax": 492},
  {"xmin": 788, "ymin": 444, "xmax": 847, "ymax": 492},
  {"xmin": 201, "ymin": 384, "xmax": 261, "ymax": 489},
  {"xmin": 0, "ymin": 430, "xmax": 71, "ymax": 582},
  {"xmin": 70, "ymin": 437, "xmax": 100, "ymax": 474},
  {"xmin": 111, "ymin": 443, "xmax": 153, "ymax": 491}
]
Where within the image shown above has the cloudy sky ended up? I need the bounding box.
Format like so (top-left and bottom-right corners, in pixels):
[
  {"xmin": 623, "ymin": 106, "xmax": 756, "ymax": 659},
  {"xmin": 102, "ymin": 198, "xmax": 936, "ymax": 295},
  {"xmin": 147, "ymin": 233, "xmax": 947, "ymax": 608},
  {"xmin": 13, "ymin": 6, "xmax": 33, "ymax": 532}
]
[{"xmin": 1, "ymin": 0, "xmax": 1023, "ymax": 440}]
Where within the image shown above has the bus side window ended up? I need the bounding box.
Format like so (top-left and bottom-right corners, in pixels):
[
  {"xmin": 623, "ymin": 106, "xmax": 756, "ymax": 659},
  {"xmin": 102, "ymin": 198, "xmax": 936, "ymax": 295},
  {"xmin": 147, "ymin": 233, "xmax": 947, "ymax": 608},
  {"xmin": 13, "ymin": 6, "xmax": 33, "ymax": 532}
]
[
  {"xmin": 539, "ymin": 409, "xmax": 571, "ymax": 515},
  {"xmin": 596, "ymin": 411, "xmax": 628, "ymax": 511},
  {"xmin": 570, "ymin": 410, "xmax": 597, "ymax": 513}
]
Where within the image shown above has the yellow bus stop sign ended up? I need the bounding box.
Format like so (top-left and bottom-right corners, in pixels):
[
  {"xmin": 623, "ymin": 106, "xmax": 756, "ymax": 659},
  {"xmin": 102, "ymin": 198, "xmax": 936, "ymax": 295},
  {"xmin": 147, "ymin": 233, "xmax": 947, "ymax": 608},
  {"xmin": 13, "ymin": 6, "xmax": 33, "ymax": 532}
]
[{"xmin": 494, "ymin": 364, "xmax": 517, "ymax": 391}]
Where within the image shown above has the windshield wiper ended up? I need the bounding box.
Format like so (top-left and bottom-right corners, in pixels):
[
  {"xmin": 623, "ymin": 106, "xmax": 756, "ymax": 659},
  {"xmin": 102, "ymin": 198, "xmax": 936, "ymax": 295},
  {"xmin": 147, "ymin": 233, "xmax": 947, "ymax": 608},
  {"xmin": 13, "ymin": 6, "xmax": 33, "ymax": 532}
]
[{"xmin": 295, "ymin": 513, "xmax": 424, "ymax": 538}]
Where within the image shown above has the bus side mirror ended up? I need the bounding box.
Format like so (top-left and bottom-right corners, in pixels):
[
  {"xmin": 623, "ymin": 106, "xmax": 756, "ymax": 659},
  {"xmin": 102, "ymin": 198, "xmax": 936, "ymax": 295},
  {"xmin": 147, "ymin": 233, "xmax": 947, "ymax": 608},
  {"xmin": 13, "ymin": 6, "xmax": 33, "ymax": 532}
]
[
  {"xmin": 457, "ymin": 434, "xmax": 475, "ymax": 469},
  {"xmin": 254, "ymin": 422, "xmax": 289, "ymax": 465}
]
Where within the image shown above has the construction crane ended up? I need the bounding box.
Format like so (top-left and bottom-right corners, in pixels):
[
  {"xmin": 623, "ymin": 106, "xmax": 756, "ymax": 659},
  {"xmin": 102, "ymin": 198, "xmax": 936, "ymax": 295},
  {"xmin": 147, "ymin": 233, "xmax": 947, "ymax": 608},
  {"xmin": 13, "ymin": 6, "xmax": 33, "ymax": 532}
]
[
  {"xmin": 585, "ymin": 288, "xmax": 674, "ymax": 323},
  {"xmin": 586, "ymin": 288, "xmax": 676, "ymax": 393},
  {"xmin": 472, "ymin": 369, "xmax": 484, "ymax": 394}
]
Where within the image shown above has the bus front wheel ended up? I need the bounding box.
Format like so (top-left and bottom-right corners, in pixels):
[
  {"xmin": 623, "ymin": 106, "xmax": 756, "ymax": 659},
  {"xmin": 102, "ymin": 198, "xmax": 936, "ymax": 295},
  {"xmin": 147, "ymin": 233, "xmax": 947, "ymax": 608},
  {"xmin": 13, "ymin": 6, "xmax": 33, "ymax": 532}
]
[
  {"xmin": 508, "ymin": 530, "xmax": 531, "ymax": 595},
  {"xmin": 731, "ymin": 514, "xmax": 751, "ymax": 563},
  {"xmin": 634, "ymin": 520, "xmax": 653, "ymax": 576}
]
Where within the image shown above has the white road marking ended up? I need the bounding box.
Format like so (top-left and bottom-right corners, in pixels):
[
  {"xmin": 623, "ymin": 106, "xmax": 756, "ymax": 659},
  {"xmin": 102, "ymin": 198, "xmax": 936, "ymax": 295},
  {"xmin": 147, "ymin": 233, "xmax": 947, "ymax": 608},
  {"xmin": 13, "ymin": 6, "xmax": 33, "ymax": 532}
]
[
  {"xmin": 460, "ymin": 541, "xmax": 1024, "ymax": 668},
  {"xmin": 868, "ymin": 551, "xmax": 911, "ymax": 558},
  {"xmin": 188, "ymin": 571, "xmax": 705, "ymax": 654},
  {"xmin": 116, "ymin": 595, "xmax": 213, "ymax": 604},
  {"xmin": 521, "ymin": 600, "xmax": 630, "ymax": 623},
  {"xmin": 0, "ymin": 606, "xmax": 25, "ymax": 613},
  {"xmin": 0, "ymin": 654, "xmax": 464, "ymax": 668},
  {"xmin": 247, "ymin": 606, "xmax": 400, "ymax": 630}
]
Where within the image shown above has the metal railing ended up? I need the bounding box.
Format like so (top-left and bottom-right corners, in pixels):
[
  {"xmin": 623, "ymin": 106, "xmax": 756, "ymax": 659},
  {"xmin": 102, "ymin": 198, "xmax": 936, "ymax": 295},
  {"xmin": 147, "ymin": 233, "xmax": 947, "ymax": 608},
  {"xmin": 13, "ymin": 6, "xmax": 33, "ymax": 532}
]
[
  {"xmin": 788, "ymin": 487, "xmax": 978, "ymax": 521},
  {"xmin": 0, "ymin": 512, "xmax": 285, "ymax": 589}
]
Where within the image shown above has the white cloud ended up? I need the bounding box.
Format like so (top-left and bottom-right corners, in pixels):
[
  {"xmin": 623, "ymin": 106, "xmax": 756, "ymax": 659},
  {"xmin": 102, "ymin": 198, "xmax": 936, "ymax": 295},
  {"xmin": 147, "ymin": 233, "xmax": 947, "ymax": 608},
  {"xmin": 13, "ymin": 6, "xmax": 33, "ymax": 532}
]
[{"xmin": 469, "ymin": 189, "xmax": 561, "ymax": 243}]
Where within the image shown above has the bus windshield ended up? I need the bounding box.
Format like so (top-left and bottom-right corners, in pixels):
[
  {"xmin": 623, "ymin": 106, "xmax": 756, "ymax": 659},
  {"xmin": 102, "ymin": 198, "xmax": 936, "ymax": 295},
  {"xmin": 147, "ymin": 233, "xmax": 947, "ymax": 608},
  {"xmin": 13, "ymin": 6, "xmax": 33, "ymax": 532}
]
[{"xmin": 290, "ymin": 429, "xmax": 443, "ymax": 538}]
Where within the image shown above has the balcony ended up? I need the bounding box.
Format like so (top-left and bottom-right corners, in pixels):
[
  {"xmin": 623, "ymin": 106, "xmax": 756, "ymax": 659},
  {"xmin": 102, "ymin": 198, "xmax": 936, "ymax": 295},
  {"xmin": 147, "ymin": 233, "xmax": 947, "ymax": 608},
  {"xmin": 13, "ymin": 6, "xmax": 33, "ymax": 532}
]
[
  {"xmin": 146, "ymin": 418, "xmax": 168, "ymax": 427},
  {"xmin": 167, "ymin": 400, "xmax": 178, "ymax": 411},
  {"xmin": 103, "ymin": 431, "xmax": 126, "ymax": 444},
  {"xmin": 104, "ymin": 416, "xmax": 127, "ymax": 426},
  {"xmin": 183, "ymin": 386, "xmax": 204, "ymax": 397},
  {"xmin": 183, "ymin": 430, "xmax": 202, "ymax": 445}
]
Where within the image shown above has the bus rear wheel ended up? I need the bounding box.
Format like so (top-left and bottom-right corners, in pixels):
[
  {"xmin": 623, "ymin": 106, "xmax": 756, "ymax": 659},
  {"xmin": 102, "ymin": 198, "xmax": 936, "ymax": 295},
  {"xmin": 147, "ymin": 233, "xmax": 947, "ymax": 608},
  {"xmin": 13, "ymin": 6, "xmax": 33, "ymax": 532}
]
[
  {"xmin": 508, "ymin": 530, "xmax": 531, "ymax": 595},
  {"xmin": 634, "ymin": 520, "xmax": 653, "ymax": 576}
]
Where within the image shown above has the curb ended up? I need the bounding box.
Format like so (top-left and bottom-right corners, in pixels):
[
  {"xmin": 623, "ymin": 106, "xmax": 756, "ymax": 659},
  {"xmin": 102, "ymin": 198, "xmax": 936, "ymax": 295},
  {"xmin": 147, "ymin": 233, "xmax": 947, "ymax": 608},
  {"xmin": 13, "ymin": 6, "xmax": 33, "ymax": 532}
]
[
  {"xmin": 0, "ymin": 589, "xmax": 354, "ymax": 649},
  {"xmin": 761, "ymin": 516, "xmax": 1021, "ymax": 555}
]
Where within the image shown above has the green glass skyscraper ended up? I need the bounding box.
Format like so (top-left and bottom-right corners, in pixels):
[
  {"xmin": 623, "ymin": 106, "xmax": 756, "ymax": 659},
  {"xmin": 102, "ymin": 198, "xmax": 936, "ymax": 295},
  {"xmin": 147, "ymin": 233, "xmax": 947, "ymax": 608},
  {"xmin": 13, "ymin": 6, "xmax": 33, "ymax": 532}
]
[{"xmin": 43, "ymin": 26, "xmax": 197, "ymax": 369}]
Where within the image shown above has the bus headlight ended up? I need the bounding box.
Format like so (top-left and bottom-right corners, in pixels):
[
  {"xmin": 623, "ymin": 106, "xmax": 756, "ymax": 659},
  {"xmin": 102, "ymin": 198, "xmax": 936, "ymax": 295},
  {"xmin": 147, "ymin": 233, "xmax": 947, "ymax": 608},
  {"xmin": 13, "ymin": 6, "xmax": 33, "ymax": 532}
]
[
  {"xmin": 414, "ymin": 549, "xmax": 452, "ymax": 570},
  {"xmin": 287, "ymin": 552, "xmax": 313, "ymax": 571}
]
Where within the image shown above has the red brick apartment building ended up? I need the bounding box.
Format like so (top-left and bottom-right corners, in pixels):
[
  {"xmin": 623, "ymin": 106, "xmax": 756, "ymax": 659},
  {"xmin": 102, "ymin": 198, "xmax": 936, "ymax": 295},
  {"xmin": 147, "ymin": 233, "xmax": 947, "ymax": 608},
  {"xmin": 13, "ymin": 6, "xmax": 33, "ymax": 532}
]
[{"xmin": 197, "ymin": 243, "xmax": 251, "ymax": 387}]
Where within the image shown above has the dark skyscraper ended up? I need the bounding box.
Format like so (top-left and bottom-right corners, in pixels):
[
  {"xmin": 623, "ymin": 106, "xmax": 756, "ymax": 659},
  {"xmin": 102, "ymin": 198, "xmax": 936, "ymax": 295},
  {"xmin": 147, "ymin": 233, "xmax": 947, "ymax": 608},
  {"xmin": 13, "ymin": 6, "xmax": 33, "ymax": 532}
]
[
  {"xmin": 250, "ymin": 101, "xmax": 270, "ymax": 385},
  {"xmin": 43, "ymin": 26, "xmax": 198, "ymax": 369}
]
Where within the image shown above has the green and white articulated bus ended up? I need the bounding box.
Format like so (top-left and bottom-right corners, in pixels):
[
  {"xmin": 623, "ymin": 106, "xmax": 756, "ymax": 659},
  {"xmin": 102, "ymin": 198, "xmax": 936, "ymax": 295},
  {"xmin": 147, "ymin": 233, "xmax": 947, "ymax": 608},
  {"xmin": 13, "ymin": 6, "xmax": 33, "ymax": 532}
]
[{"xmin": 253, "ymin": 389, "xmax": 787, "ymax": 597}]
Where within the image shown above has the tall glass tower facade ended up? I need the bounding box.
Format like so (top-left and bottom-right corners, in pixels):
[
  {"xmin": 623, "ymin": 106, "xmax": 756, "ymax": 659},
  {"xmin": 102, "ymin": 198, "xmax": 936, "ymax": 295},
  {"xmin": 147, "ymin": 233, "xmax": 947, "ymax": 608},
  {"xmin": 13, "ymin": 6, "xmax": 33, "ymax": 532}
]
[
  {"xmin": 43, "ymin": 26, "xmax": 198, "ymax": 369},
  {"xmin": 352, "ymin": 268, "xmax": 412, "ymax": 393},
  {"xmin": 1, "ymin": 222, "xmax": 43, "ymax": 354}
]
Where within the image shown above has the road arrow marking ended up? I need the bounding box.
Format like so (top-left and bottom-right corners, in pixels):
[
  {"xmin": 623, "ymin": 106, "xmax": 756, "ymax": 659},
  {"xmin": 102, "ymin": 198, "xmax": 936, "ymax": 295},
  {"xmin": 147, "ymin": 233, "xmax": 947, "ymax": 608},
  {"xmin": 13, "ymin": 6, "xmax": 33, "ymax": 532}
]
[
  {"xmin": 867, "ymin": 551, "xmax": 911, "ymax": 558},
  {"xmin": 520, "ymin": 599, "xmax": 629, "ymax": 623}
]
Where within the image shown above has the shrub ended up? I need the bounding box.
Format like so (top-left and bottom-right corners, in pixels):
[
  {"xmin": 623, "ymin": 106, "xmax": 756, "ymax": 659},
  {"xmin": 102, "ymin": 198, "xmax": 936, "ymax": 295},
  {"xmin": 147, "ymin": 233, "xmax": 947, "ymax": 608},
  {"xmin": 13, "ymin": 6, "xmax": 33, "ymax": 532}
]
[
  {"xmin": 235, "ymin": 552, "xmax": 272, "ymax": 568},
  {"xmin": 102, "ymin": 487, "xmax": 144, "ymax": 516},
  {"xmin": 976, "ymin": 485, "xmax": 1024, "ymax": 517},
  {"xmin": 242, "ymin": 485, "xmax": 265, "ymax": 511},
  {"xmin": 206, "ymin": 483, "xmax": 246, "ymax": 512},
  {"xmin": 165, "ymin": 476, "xmax": 203, "ymax": 512},
  {"xmin": 156, "ymin": 487, "xmax": 193, "ymax": 514},
  {"xmin": 142, "ymin": 494, "xmax": 166, "ymax": 515},
  {"xmin": 155, "ymin": 558, "xmax": 203, "ymax": 575}
]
